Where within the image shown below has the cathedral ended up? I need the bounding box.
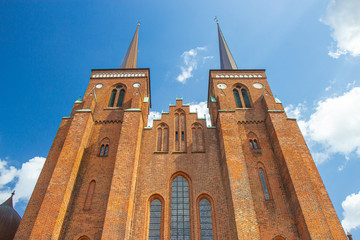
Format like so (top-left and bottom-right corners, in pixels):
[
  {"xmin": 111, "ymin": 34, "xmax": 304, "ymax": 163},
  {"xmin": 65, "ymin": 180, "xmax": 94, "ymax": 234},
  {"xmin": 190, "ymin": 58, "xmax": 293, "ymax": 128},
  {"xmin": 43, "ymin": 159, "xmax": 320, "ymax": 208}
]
[{"xmin": 13, "ymin": 22, "xmax": 348, "ymax": 239}]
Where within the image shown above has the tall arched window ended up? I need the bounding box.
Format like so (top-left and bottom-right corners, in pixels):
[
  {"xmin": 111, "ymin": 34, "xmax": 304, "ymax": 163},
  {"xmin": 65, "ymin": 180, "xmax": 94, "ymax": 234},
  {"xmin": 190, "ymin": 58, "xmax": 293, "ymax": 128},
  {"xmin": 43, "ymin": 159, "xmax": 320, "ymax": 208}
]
[
  {"xmin": 148, "ymin": 199, "xmax": 162, "ymax": 240},
  {"xmin": 84, "ymin": 180, "xmax": 96, "ymax": 210},
  {"xmin": 199, "ymin": 199, "xmax": 214, "ymax": 239},
  {"xmin": 175, "ymin": 110, "xmax": 186, "ymax": 152},
  {"xmin": 108, "ymin": 86, "xmax": 126, "ymax": 108},
  {"xmin": 233, "ymin": 86, "xmax": 251, "ymax": 108},
  {"xmin": 108, "ymin": 89, "xmax": 117, "ymax": 107},
  {"xmin": 156, "ymin": 123, "xmax": 169, "ymax": 152},
  {"xmin": 192, "ymin": 123, "xmax": 204, "ymax": 152},
  {"xmin": 259, "ymin": 168, "xmax": 270, "ymax": 200},
  {"xmin": 233, "ymin": 89, "xmax": 242, "ymax": 108},
  {"xmin": 171, "ymin": 176, "xmax": 190, "ymax": 239}
]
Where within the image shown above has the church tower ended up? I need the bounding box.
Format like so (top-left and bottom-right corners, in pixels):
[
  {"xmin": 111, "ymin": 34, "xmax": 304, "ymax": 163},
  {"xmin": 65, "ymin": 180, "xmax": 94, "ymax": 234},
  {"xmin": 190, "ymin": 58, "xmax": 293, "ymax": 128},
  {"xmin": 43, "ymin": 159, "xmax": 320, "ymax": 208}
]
[{"xmin": 14, "ymin": 22, "xmax": 347, "ymax": 240}]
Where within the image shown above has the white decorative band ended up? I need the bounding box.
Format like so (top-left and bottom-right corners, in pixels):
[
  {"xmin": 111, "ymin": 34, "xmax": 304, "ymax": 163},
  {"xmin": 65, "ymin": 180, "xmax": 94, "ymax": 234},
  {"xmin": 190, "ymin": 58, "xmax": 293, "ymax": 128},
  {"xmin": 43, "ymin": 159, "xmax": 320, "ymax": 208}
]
[
  {"xmin": 215, "ymin": 74, "xmax": 263, "ymax": 78},
  {"xmin": 91, "ymin": 73, "xmax": 146, "ymax": 78}
]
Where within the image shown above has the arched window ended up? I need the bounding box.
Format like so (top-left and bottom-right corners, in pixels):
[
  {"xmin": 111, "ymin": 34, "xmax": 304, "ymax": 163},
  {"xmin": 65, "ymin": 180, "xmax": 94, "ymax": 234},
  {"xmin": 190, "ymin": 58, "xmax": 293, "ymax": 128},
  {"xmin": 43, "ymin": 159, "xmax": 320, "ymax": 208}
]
[
  {"xmin": 253, "ymin": 140, "xmax": 258, "ymax": 149},
  {"xmin": 99, "ymin": 138, "xmax": 110, "ymax": 157},
  {"xmin": 116, "ymin": 89, "xmax": 125, "ymax": 107},
  {"xmin": 156, "ymin": 123, "xmax": 169, "ymax": 152},
  {"xmin": 84, "ymin": 180, "xmax": 96, "ymax": 210},
  {"xmin": 175, "ymin": 110, "xmax": 186, "ymax": 152},
  {"xmin": 108, "ymin": 89, "xmax": 117, "ymax": 107},
  {"xmin": 171, "ymin": 176, "xmax": 190, "ymax": 239},
  {"xmin": 233, "ymin": 86, "xmax": 251, "ymax": 108},
  {"xmin": 248, "ymin": 132, "xmax": 260, "ymax": 150},
  {"xmin": 199, "ymin": 199, "xmax": 214, "ymax": 239},
  {"xmin": 99, "ymin": 144, "xmax": 109, "ymax": 157},
  {"xmin": 148, "ymin": 199, "xmax": 162, "ymax": 240},
  {"xmin": 192, "ymin": 123, "xmax": 204, "ymax": 152},
  {"xmin": 249, "ymin": 140, "xmax": 254, "ymax": 149},
  {"xmin": 259, "ymin": 168, "xmax": 270, "ymax": 200},
  {"xmin": 108, "ymin": 86, "xmax": 126, "ymax": 108},
  {"xmin": 233, "ymin": 89, "xmax": 242, "ymax": 108},
  {"xmin": 104, "ymin": 144, "xmax": 109, "ymax": 156}
]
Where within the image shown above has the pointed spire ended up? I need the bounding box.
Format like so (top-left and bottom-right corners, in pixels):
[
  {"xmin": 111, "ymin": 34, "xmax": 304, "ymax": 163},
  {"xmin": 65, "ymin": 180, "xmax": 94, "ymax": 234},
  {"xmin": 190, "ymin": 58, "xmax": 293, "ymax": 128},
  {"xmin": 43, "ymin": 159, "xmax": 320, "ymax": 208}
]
[
  {"xmin": 120, "ymin": 23, "xmax": 140, "ymax": 69},
  {"xmin": 216, "ymin": 20, "xmax": 238, "ymax": 70}
]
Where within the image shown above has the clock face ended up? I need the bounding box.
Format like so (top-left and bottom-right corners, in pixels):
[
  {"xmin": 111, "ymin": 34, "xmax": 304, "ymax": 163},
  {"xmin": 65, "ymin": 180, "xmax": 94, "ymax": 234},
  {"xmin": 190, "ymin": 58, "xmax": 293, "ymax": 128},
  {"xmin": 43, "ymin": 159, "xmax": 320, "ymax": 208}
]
[
  {"xmin": 217, "ymin": 83, "xmax": 227, "ymax": 89},
  {"xmin": 253, "ymin": 83, "xmax": 264, "ymax": 89},
  {"xmin": 133, "ymin": 82, "xmax": 141, "ymax": 88},
  {"xmin": 95, "ymin": 83, "xmax": 103, "ymax": 89}
]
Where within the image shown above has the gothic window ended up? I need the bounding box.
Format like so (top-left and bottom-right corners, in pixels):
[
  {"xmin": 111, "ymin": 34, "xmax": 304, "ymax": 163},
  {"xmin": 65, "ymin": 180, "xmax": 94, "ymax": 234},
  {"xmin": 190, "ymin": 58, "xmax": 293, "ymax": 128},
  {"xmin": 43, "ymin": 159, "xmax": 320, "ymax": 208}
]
[
  {"xmin": 249, "ymin": 140, "xmax": 254, "ymax": 149},
  {"xmin": 233, "ymin": 86, "xmax": 251, "ymax": 108},
  {"xmin": 248, "ymin": 132, "xmax": 260, "ymax": 150},
  {"xmin": 156, "ymin": 123, "xmax": 169, "ymax": 152},
  {"xmin": 259, "ymin": 168, "xmax": 270, "ymax": 200},
  {"xmin": 99, "ymin": 138, "xmax": 110, "ymax": 157},
  {"xmin": 108, "ymin": 86, "xmax": 126, "ymax": 107},
  {"xmin": 199, "ymin": 199, "xmax": 214, "ymax": 239},
  {"xmin": 192, "ymin": 123, "xmax": 204, "ymax": 152},
  {"xmin": 171, "ymin": 176, "xmax": 190, "ymax": 239},
  {"xmin": 99, "ymin": 144, "xmax": 109, "ymax": 156},
  {"xmin": 84, "ymin": 180, "xmax": 96, "ymax": 210},
  {"xmin": 148, "ymin": 199, "xmax": 162, "ymax": 240},
  {"xmin": 175, "ymin": 110, "xmax": 186, "ymax": 152}
]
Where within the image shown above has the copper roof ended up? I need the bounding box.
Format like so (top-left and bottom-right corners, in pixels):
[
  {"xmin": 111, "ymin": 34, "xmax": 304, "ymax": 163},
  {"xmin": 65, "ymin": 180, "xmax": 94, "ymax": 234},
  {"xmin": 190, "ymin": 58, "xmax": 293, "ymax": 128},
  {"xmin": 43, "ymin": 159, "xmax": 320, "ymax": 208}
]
[{"xmin": 0, "ymin": 193, "xmax": 21, "ymax": 240}]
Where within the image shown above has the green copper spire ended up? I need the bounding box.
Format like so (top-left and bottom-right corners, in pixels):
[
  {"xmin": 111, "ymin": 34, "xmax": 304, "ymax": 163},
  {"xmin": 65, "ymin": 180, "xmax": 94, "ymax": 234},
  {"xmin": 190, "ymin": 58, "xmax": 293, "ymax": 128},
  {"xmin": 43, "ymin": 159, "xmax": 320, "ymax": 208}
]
[
  {"xmin": 120, "ymin": 23, "xmax": 139, "ymax": 69},
  {"xmin": 217, "ymin": 21, "xmax": 238, "ymax": 70}
]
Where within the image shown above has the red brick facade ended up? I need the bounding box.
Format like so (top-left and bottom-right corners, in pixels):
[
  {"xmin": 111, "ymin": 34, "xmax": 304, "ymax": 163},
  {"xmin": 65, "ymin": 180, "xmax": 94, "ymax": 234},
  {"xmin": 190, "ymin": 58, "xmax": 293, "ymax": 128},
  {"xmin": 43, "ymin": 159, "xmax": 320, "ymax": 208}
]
[{"xmin": 14, "ymin": 68, "xmax": 347, "ymax": 239}]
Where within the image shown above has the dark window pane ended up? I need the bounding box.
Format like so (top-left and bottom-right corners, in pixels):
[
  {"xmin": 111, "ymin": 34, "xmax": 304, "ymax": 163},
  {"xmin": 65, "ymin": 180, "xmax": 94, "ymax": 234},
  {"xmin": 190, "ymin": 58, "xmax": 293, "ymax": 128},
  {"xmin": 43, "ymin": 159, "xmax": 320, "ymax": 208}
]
[
  {"xmin": 104, "ymin": 145, "xmax": 109, "ymax": 156},
  {"xmin": 241, "ymin": 88, "xmax": 251, "ymax": 108},
  {"xmin": 171, "ymin": 176, "xmax": 190, "ymax": 239},
  {"xmin": 108, "ymin": 89, "xmax": 117, "ymax": 107},
  {"xmin": 199, "ymin": 199, "xmax": 214, "ymax": 239},
  {"xmin": 233, "ymin": 89, "xmax": 242, "ymax": 108},
  {"xmin": 99, "ymin": 145, "xmax": 105, "ymax": 156},
  {"xmin": 254, "ymin": 140, "xmax": 258, "ymax": 149},
  {"xmin": 259, "ymin": 169, "xmax": 270, "ymax": 200},
  {"xmin": 148, "ymin": 199, "xmax": 162, "ymax": 239},
  {"xmin": 116, "ymin": 89, "xmax": 125, "ymax": 107},
  {"xmin": 250, "ymin": 140, "xmax": 254, "ymax": 149}
]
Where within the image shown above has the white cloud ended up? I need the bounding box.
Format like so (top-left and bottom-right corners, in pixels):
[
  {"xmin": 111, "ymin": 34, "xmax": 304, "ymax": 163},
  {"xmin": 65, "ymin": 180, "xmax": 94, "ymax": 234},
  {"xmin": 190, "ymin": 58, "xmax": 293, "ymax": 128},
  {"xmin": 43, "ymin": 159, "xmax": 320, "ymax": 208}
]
[
  {"xmin": 321, "ymin": 0, "xmax": 360, "ymax": 58},
  {"xmin": 189, "ymin": 101, "xmax": 211, "ymax": 126},
  {"xmin": 176, "ymin": 47, "xmax": 207, "ymax": 83},
  {"xmin": 0, "ymin": 157, "xmax": 45, "ymax": 205},
  {"xmin": 306, "ymin": 87, "xmax": 360, "ymax": 156},
  {"xmin": 342, "ymin": 191, "xmax": 360, "ymax": 231},
  {"xmin": 147, "ymin": 111, "xmax": 161, "ymax": 127},
  {"xmin": 285, "ymin": 86, "xmax": 360, "ymax": 165}
]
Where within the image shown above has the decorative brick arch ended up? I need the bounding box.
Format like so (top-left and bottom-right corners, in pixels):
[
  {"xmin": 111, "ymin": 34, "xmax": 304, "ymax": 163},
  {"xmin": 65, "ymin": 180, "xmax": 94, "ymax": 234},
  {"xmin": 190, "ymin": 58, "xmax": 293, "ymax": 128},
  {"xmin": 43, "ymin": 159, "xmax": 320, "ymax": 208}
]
[
  {"xmin": 191, "ymin": 122, "xmax": 205, "ymax": 152},
  {"xmin": 156, "ymin": 122, "xmax": 169, "ymax": 152},
  {"xmin": 174, "ymin": 109, "xmax": 186, "ymax": 152}
]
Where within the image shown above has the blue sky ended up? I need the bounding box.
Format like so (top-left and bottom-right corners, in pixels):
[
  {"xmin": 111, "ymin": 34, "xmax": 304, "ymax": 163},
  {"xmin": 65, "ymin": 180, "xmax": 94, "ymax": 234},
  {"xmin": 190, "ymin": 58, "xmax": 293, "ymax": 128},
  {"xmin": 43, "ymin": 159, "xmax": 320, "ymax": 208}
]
[{"xmin": 1, "ymin": 0, "xmax": 360, "ymax": 238}]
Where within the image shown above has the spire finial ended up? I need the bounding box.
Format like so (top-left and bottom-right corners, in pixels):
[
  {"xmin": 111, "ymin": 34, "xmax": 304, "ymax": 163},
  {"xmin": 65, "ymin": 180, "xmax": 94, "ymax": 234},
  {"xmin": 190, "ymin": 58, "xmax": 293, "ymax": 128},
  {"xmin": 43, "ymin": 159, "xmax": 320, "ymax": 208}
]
[
  {"xmin": 120, "ymin": 23, "xmax": 139, "ymax": 69},
  {"xmin": 11, "ymin": 190, "xmax": 15, "ymax": 196},
  {"xmin": 216, "ymin": 21, "xmax": 238, "ymax": 70},
  {"xmin": 214, "ymin": 16, "xmax": 219, "ymax": 24}
]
